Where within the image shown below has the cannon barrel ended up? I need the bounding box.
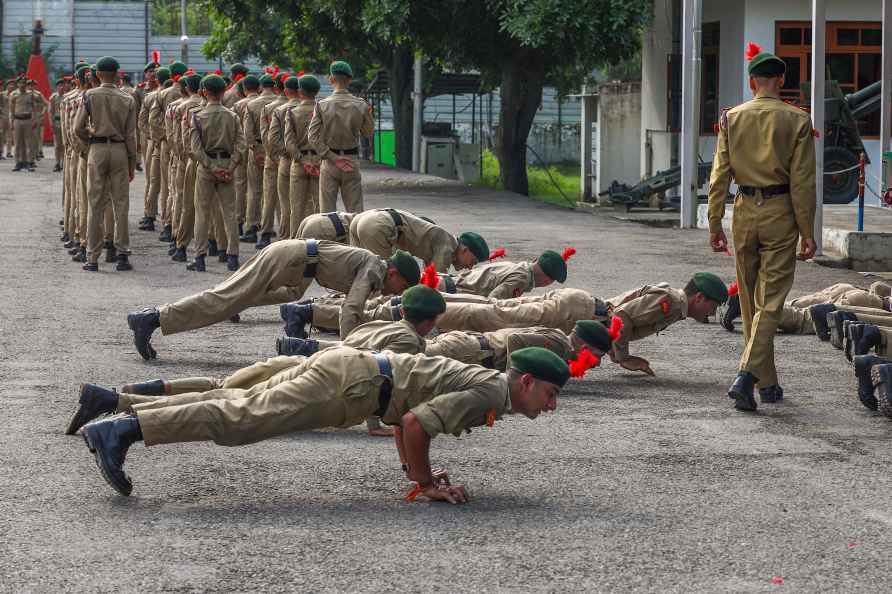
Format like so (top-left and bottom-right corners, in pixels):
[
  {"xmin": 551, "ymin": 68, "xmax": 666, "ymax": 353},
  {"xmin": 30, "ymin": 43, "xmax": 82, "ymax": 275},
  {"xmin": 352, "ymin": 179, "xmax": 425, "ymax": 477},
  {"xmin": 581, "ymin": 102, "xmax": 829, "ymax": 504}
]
[{"xmin": 846, "ymin": 80, "xmax": 882, "ymax": 110}]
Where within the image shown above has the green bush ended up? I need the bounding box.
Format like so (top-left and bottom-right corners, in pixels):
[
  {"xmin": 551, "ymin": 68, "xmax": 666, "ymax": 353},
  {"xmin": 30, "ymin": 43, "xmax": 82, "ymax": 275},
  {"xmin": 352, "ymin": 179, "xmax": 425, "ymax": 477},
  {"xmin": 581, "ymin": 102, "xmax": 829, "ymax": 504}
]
[{"xmin": 479, "ymin": 150, "xmax": 579, "ymax": 208}]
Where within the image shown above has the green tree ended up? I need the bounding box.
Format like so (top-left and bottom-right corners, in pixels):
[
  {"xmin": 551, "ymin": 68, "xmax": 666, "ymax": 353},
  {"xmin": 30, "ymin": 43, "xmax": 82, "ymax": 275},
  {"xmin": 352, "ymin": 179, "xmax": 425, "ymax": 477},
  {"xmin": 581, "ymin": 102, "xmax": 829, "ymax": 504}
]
[
  {"xmin": 0, "ymin": 37, "xmax": 57, "ymax": 80},
  {"xmin": 411, "ymin": 0, "xmax": 653, "ymax": 194}
]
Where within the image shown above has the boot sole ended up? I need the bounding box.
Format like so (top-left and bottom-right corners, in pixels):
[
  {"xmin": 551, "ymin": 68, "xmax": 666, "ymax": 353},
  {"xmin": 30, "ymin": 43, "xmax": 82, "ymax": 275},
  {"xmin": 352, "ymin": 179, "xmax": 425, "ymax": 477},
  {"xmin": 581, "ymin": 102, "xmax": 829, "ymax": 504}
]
[
  {"xmin": 729, "ymin": 388, "xmax": 758, "ymax": 411},
  {"xmin": 65, "ymin": 384, "xmax": 94, "ymax": 435},
  {"xmin": 854, "ymin": 358, "xmax": 880, "ymax": 411},
  {"xmin": 81, "ymin": 425, "xmax": 133, "ymax": 496},
  {"xmin": 871, "ymin": 365, "xmax": 892, "ymax": 419}
]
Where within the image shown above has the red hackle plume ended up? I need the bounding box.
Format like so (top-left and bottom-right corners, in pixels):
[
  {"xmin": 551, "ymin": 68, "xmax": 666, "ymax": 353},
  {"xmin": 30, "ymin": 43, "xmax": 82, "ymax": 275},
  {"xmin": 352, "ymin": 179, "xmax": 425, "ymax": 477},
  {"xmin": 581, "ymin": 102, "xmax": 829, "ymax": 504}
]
[
  {"xmin": 488, "ymin": 248, "xmax": 506, "ymax": 261},
  {"xmin": 745, "ymin": 42, "xmax": 762, "ymax": 61},
  {"xmin": 420, "ymin": 265, "xmax": 439, "ymax": 289},
  {"xmin": 297, "ymin": 70, "xmax": 305, "ymax": 77},
  {"xmin": 152, "ymin": 49, "xmax": 160, "ymax": 64},
  {"xmin": 569, "ymin": 348, "xmax": 601, "ymax": 378},
  {"xmin": 185, "ymin": 68, "xmax": 195, "ymax": 75},
  {"xmin": 214, "ymin": 69, "xmax": 222, "ymax": 75},
  {"xmin": 561, "ymin": 247, "xmax": 576, "ymax": 261},
  {"xmin": 728, "ymin": 281, "xmax": 739, "ymax": 297},
  {"xmin": 264, "ymin": 66, "xmax": 273, "ymax": 74},
  {"xmin": 608, "ymin": 316, "xmax": 624, "ymax": 341},
  {"xmin": 271, "ymin": 65, "xmax": 280, "ymax": 78}
]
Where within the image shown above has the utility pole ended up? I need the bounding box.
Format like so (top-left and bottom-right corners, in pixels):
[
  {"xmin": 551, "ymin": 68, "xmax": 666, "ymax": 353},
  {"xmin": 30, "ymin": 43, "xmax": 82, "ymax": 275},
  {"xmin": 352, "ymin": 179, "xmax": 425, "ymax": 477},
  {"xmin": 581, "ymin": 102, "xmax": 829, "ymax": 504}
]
[
  {"xmin": 412, "ymin": 54, "xmax": 423, "ymax": 173},
  {"xmin": 180, "ymin": 0, "xmax": 189, "ymax": 64}
]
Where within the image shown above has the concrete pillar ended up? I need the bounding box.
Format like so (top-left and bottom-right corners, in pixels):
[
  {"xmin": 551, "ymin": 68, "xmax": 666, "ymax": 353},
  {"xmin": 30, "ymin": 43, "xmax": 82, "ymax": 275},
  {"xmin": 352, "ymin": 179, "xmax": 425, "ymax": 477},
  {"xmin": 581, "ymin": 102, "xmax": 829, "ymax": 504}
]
[
  {"xmin": 412, "ymin": 54, "xmax": 423, "ymax": 173},
  {"xmin": 811, "ymin": 0, "xmax": 825, "ymax": 253},
  {"xmin": 881, "ymin": 0, "xmax": 892, "ymax": 201},
  {"xmin": 580, "ymin": 85, "xmax": 594, "ymax": 202},
  {"xmin": 679, "ymin": 0, "xmax": 702, "ymax": 228}
]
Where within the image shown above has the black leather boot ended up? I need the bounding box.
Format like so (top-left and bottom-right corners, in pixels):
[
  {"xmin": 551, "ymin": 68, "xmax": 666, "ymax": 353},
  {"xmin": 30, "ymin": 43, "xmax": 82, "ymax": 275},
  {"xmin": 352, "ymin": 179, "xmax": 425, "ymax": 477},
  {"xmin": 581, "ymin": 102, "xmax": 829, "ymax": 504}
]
[
  {"xmin": 104, "ymin": 241, "xmax": 117, "ymax": 263},
  {"xmin": 759, "ymin": 385, "xmax": 784, "ymax": 403},
  {"xmin": 12, "ymin": 162, "xmax": 23, "ymax": 171},
  {"xmin": 218, "ymin": 252, "xmax": 228, "ymax": 263},
  {"xmin": 116, "ymin": 254, "xmax": 133, "ymax": 271},
  {"xmin": 66, "ymin": 383, "xmax": 120, "ymax": 435},
  {"xmin": 138, "ymin": 217, "xmax": 155, "ymax": 231},
  {"xmin": 238, "ymin": 222, "xmax": 244, "ymax": 236},
  {"xmin": 64, "ymin": 239, "xmax": 77, "ymax": 249},
  {"xmin": 120, "ymin": 379, "xmax": 166, "ymax": 396},
  {"xmin": 255, "ymin": 232, "xmax": 272, "ymax": 250},
  {"xmin": 853, "ymin": 354, "xmax": 888, "ymax": 411},
  {"xmin": 276, "ymin": 336, "xmax": 321, "ymax": 356},
  {"xmin": 227, "ymin": 254, "xmax": 239, "ymax": 271},
  {"xmin": 719, "ymin": 294, "xmax": 740, "ymax": 332},
  {"xmin": 82, "ymin": 261, "xmax": 99, "ymax": 272},
  {"xmin": 280, "ymin": 303, "xmax": 313, "ymax": 338},
  {"xmin": 187, "ymin": 255, "xmax": 206, "ymax": 272},
  {"xmin": 808, "ymin": 303, "xmax": 837, "ymax": 341},
  {"xmin": 72, "ymin": 247, "xmax": 87, "ymax": 263},
  {"xmin": 158, "ymin": 225, "xmax": 172, "ymax": 242},
  {"xmin": 849, "ymin": 324, "xmax": 882, "ymax": 359},
  {"xmin": 127, "ymin": 307, "xmax": 161, "ymax": 360},
  {"xmin": 829, "ymin": 311, "xmax": 858, "ymax": 350},
  {"xmin": 171, "ymin": 247, "xmax": 187, "ymax": 262},
  {"xmin": 207, "ymin": 239, "xmax": 219, "ymax": 257},
  {"xmin": 60, "ymin": 232, "xmax": 70, "ymax": 243},
  {"xmin": 871, "ymin": 364, "xmax": 892, "ymax": 419},
  {"xmin": 240, "ymin": 225, "xmax": 258, "ymax": 243},
  {"xmin": 80, "ymin": 414, "xmax": 143, "ymax": 496},
  {"xmin": 728, "ymin": 371, "xmax": 758, "ymax": 411}
]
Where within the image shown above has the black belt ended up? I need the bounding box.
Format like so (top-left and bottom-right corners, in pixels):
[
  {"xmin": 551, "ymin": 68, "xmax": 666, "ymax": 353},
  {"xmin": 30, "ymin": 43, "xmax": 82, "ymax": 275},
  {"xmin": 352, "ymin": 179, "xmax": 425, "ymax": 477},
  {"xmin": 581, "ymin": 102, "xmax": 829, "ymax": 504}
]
[
  {"xmin": 441, "ymin": 275, "xmax": 456, "ymax": 294},
  {"xmin": 206, "ymin": 151, "xmax": 231, "ymax": 159},
  {"xmin": 255, "ymin": 137, "xmax": 263, "ymax": 143},
  {"xmin": 326, "ymin": 212, "xmax": 347, "ymax": 240},
  {"xmin": 372, "ymin": 352, "xmax": 393, "ymax": 417},
  {"xmin": 390, "ymin": 305, "xmax": 403, "ymax": 321},
  {"xmin": 738, "ymin": 184, "xmax": 790, "ymax": 197},
  {"xmin": 13, "ymin": 114, "xmax": 31, "ymax": 120},
  {"xmin": 476, "ymin": 335, "xmax": 495, "ymax": 369},
  {"xmin": 304, "ymin": 239, "xmax": 318, "ymax": 277},
  {"xmin": 595, "ymin": 303, "xmax": 609, "ymax": 318},
  {"xmin": 89, "ymin": 137, "xmax": 125, "ymax": 144},
  {"xmin": 385, "ymin": 208, "xmax": 403, "ymax": 227},
  {"xmin": 331, "ymin": 147, "xmax": 358, "ymax": 155},
  {"xmin": 299, "ymin": 149, "xmax": 318, "ymax": 157}
]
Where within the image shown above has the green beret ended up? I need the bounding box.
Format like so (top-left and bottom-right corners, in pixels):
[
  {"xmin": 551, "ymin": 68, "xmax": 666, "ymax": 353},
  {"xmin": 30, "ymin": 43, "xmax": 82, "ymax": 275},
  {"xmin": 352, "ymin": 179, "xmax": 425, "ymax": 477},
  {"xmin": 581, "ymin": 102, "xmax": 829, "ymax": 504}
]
[
  {"xmin": 201, "ymin": 74, "xmax": 226, "ymax": 94},
  {"xmin": 259, "ymin": 74, "xmax": 275, "ymax": 87},
  {"xmin": 284, "ymin": 76, "xmax": 300, "ymax": 91},
  {"xmin": 230, "ymin": 63, "xmax": 248, "ymax": 76},
  {"xmin": 242, "ymin": 74, "xmax": 260, "ymax": 91},
  {"xmin": 574, "ymin": 320, "xmax": 612, "ymax": 352},
  {"xmin": 169, "ymin": 61, "xmax": 188, "ymax": 76},
  {"xmin": 692, "ymin": 272, "xmax": 729, "ymax": 304},
  {"xmin": 96, "ymin": 56, "xmax": 119, "ymax": 72},
  {"xmin": 185, "ymin": 73, "xmax": 202, "ymax": 92},
  {"xmin": 55, "ymin": 78, "xmax": 65, "ymax": 86},
  {"xmin": 748, "ymin": 52, "xmax": 786, "ymax": 77},
  {"xmin": 155, "ymin": 67, "xmax": 171, "ymax": 83},
  {"xmin": 389, "ymin": 249, "xmax": 421, "ymax": 286},
  {"xmin": 75, "ymin": 67, "xmax": 89, "ymax": 83},
  {"xmin": 298, "ymin": 74, "xmax": 320, "ymax": 94},
  {"xmin": 510, "ymin": 347, "xmax": 570, "ymax": 388},
  {"xmin": 144, "ymin": 61, "xmax": 159, "ymax": 73},
  {"xmin": 400, "ymin": 285, "xmax": 446, "ymax": 320},
  {"xmin": 537, "ymin": 250, "xmax": 567, "ymax": 283},
  {"xmin": 330, "ymin": 60, "xmax": 353, "ymax": 78},
  {"xmin": 458, "ymin": 232, "xmax": 489, "ymax": 263}
]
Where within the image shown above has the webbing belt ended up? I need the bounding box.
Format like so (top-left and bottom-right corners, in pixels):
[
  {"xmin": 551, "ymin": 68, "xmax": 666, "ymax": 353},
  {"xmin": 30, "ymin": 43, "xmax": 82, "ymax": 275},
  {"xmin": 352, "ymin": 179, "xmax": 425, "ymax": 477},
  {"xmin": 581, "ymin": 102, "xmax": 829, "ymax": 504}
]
[
  {"xmin": 303, "ymin": 239, "xmax": 319, "ymax": 278},
  {"xmin": 372, "ymin": 352, "xmax": 393, "ymax": 417},
  {"xmin": 326, "ymin": 213, "xmax": 347, "ymax": 240}
]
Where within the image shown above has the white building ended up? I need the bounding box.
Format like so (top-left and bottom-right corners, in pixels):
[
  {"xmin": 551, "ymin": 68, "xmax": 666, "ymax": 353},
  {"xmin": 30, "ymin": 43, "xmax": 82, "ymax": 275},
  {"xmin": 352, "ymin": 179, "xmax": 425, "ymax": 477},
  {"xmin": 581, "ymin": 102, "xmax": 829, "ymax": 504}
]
[{"xmin": 622, "ymin": 0, "xmax": 891, "ymax": 229}]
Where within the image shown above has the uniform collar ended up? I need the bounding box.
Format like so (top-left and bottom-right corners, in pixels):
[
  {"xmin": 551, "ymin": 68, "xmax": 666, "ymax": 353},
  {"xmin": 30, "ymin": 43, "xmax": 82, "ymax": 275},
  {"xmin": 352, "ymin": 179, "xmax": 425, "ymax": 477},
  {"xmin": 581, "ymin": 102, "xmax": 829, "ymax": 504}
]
[
  {"xmin": 396, "ymin": 318, "xmax": 423, "ymax": 340},
  {"xmin": 501, "ymin": 375, "xmax": 514, "ymax": 414},
  {"xmin": 300, "ymin": 99, "xmax": 315, "ymax": 105},
  {"xmin": 332, "ymin": 89, "xmax": 350, "ymax": 95},
  {"xmin": 100, "ymin": 83, "xmax": 116, "ymax": 88},
  {"xmin": 678, "ymin": 290, "xmax": 689, "ymax": 319}
]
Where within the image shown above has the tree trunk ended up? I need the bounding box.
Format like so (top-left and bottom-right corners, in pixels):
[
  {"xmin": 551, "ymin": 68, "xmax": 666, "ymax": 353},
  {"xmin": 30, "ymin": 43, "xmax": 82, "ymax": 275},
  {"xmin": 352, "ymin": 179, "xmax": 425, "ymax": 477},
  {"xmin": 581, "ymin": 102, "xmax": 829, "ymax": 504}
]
[
  {"xmin": 497, "ymin": 48, "xmax": 546, "ymax": 195},
  {"xmin": 388, "ymin": 46, "xmax": 415, "ymax": 170}
]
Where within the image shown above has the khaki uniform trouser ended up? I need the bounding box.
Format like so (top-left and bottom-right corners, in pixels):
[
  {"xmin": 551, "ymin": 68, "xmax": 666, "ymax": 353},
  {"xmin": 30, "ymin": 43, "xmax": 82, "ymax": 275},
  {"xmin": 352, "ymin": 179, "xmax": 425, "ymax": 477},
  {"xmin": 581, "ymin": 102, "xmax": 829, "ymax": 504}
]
[
  {"xmin": 52, "ymin": 124, "xmax": 62, "ymax": 162},
  {"xmin": 175, "ymin": 158, "xmax": 197, "ymax": 250},
  {"xmin": 425, "ymin": 331, "xmax": 491, "ymax": 366},
  {"xmin": 234, "ymin": 155, "xmax": 247, "ymax": 224},
  {"xmin": 77, "ymin": 155, "xmax": 113, "ymax": 247},
  {"xmin": 349, "ymin": 211, "xmax": 397, "ymax": 259},
  {"xmin": 129, "ymin": 349, "xmax": 382, "ymax": 447},
  {"xmin": 170, "ymin": 153, "xmax": 185, "ymax": 237},
  {"xmin": 158, "ymin": 140, "xmax": 172, "ymax": 226},
  {"xmin": 13, "ymin": 118, "xmax": 32, "ymax": 163},
  {"xmin": 158, "ymin": 237, "xmax": 314, "ymax": 335},
  {"xmin": 319, "ymin": 156, "xmax": 363, "ymax": 213},
  {"xmin": 260, "ymin": 157, "xmax": 280, "ymax": 234},
  {"xmin": 289, "ymin": 158, "xmax": 320, "ymax": 238},
  {"xmin": 193, "ymin": 163, "xmax": 239, "ymax": 258},
  {"xmin": 245, "ymin": 149, "xmax": 263, "ymax": 229},
  {"xmin": 732, "ymin": 192, "xmax": 799, "ymax": 388},
  {"xmin": 0, "ymin": 118, "xmax": 6, "ymax": 148},
  {"xmin": 86, "ymin": 143, "xmax": 130, "ymax": 263},
  {"xmin": 778, "ymin": 283, "xmax": 889, "ymax": 334},
  {"xmin": 276, "ymin": 158, "xmax": 292, "ymax": 239},
  {"xmin": 63, "ymin": 148, "xmax": 76, "ymax": 236},
  {"xmin": 144, "ymin": 138, "xmax": 161, "ymax": 218}
]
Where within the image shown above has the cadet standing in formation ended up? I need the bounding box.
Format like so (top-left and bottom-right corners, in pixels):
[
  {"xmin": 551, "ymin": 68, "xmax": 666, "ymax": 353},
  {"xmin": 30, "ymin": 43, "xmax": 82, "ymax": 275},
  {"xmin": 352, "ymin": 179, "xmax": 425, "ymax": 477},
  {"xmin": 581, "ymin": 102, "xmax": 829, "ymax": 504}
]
[{"xmin": 707, "ymin": 43, "xmax": 817, "ymax": 411}]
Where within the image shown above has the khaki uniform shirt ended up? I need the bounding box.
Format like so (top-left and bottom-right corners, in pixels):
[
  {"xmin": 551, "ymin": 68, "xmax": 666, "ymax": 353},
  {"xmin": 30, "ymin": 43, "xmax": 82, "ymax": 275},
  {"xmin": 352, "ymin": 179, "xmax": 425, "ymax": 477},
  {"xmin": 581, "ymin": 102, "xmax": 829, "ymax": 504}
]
[
  {"xmin": 0, "ymin": 92, "xmax": 7, "ymax": 120},
  {"xmin": 295, "ymin": 211, "xmax": 356, "ymax": 243},
  {"xmin": 188, "ymin": 103, "xmax": 246, "ymax": 173},
  {"xmin": 243, "ymin": 92, "xmax": 277, "ymax": 154},
  {"xmin": 268, "ymin": 98, "xmax": 300, "ymax": 160},
  {"xmin": 607, "ymin": 284, "xmax": 688, "ymax": 361},
  {"xmin": 49, "ymin": 92, "xmax": 63, "ymax": 127},
  {"xmin": 381, "ymin": 352, "xmax": 512, "ymax": 437},
  {"xmin": 282, "ymin": 99, "xmax": 316, "ymax": 160},
  {"xmin": 354, "ymin": 208, "xmax": 459, "ymax": 272},
  {"xmin": 179, "ymin": 98, "xmax": 206, "ymax": 158},
  {"xmin": 138, "ymin": 89, "xmax": 157, "ymax": 142},
  {"xmin": 73, "ymin": 82, "xmax": 138, "ymax": 168},
  {"xmin": 222, "ymin": 85, "xmax": 242, "ymax": 109},
  {"xmin": 307, "ymin": 89, "xmax": 374, "ymax": 158},
  {"xmin": 707, "ymin": 94, "xmax": 817, "ymax": 240},
  {"xmin": 339, "ymin": 319, "xmax": 426, "ymax": 354},
  {"xmin": 427, "ymin": 326, "xmax": 573, "ymax": 371},
  {"xmin": 149, "ymin": 84, "xmax": 182, "ymax": 143},
  {"xmin": 170, "ymin": 95, "xmax": 201, "ymax": 156},
  {"xmin": 260, "ymin": 95, "xmax": 287, "ymax": 156},
  {"xmin": 10, "ymin": 89, "xmax": 36, "ymax": 116},
  {"xmin": 441, "ymin": 260, "xmax": 535, "ymax": 299}
]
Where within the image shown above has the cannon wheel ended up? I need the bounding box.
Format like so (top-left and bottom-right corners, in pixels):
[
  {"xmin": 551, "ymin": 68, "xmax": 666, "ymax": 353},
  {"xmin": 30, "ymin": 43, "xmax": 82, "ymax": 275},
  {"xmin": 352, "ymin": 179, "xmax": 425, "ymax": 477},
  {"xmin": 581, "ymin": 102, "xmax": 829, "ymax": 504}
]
[{"xmin": 823, "ymin": 146, "xmax": 860, "ymax": 204}]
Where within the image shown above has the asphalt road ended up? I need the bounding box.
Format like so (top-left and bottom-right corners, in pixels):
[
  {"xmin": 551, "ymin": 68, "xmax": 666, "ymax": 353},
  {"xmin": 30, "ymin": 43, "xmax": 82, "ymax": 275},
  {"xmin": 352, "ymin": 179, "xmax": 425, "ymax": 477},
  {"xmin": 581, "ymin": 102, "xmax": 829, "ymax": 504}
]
[{"xmin": 2, "ymin": 159, "xmax": 891, "ymax": 593}]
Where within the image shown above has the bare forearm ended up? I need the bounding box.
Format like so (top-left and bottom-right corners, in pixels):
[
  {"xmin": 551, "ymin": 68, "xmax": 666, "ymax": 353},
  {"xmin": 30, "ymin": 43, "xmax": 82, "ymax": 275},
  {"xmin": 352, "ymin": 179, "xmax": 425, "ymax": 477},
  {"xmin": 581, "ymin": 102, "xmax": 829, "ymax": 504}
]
[{"xmin": 401, "ymin": 413, "xmax": 433, "ymax": 486}]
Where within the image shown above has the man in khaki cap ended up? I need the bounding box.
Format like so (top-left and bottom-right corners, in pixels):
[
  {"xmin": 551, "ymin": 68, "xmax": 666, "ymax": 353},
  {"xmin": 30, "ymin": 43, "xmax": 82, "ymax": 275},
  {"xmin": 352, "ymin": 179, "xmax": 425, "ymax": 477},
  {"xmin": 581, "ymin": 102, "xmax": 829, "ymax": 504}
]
[
  {"xmin": 232, "ymin": 75, "xmax": 260, "ymax": 233},
  {"xmin": 49, "ymin": 77, "xmax": 68, "ymax": 172},
  {"xmin": 169, "ymin": 73, "xmax": 205, "ymax": 263},
  {"xmin": 150, "ymin": 61, "xmax": 187, "ymax": 242},
  {"xmin": 74, "ymin": 346, "xmax": 569, "ymax": 503},
  {"xmin": 308, "ymin": 60, "xmax": 374, "ymax": 212},
  {"xmin": 284, "ymin": 74, "xmax": 323, "ymax": 236},
  {"xmin": 436, "ymin": 249, "xmax": 572, "ymax": 299},
  {"xmin": 267, "ymin": 74, "xmax": 302, "ymax": 241},
  {"xmin": 350, "ymin": 208, "xmax": 488, "ymax": 273},
  {"xmin": 10, "ymin": 77, "xmax": 36, "ymax": 171},
  {"xmin": 72, "ymin": 56, "xmax": 137, "ymax": 272},
  {"xmin": 707, "ymin": 42, "xmax": 816, "ymax": 411},
  {"xmin": 240, "ymin": 73, "xmax": 278, "ymax": 243},
  {"xmin": 255, "ymin": 72, "xmax": 289, "ymax": 249},
  {"xmin": 126, "ymin": 241, "xmax": 420, "ymax": 360}
]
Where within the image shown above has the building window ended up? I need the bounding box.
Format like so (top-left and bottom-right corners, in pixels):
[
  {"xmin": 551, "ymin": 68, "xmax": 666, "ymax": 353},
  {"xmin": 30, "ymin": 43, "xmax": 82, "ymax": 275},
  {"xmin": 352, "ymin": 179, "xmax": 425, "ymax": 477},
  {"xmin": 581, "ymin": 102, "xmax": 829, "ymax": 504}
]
[
  {"xmin": 776, "ymin": 21, "xmax": 883, "ymax": 138},
  {"xmin": 700, "ymin": 22, "xmax": 720, "ymax": 135},
  {"xmin": 151, "ymin": 0, "xmax": 212, "ymax": 37}
]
